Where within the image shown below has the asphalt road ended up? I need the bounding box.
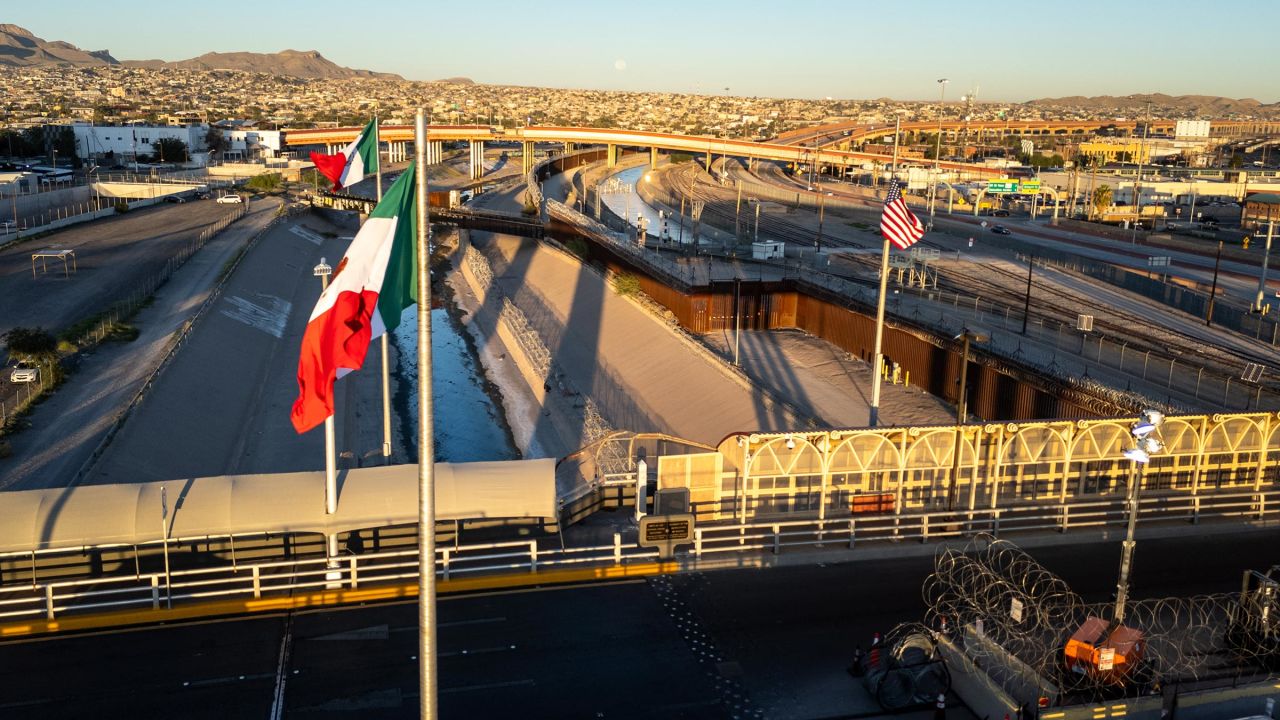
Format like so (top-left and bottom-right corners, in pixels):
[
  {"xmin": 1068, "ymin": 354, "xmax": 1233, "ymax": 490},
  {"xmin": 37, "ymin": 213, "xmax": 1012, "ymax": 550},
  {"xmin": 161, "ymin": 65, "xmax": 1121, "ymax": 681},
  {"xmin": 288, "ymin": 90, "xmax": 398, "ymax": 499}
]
[
  {"xmin": 85, "ymin": 211, "xmax": 392, "ymax": 485},
  {"xmin": 1, "ymin": 528, "xmax": 1274, "ymax": 719},
  {"xmin": 0, "ymin": 199, "xmax": 239, "ymax": 340},
  {"xmin": 0, "ymin": 200, "xmax": 279, "ymax": 490},
  {"xmin": 0, "ymin": 200, "xmax": 241, "ymax": 420}
]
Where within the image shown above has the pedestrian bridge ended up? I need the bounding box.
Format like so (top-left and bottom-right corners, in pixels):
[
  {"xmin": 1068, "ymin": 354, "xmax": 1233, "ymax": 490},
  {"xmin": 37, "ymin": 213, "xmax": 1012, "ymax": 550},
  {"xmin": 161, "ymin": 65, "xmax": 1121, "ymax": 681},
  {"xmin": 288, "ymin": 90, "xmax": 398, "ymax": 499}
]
[{"xmin": 0, "ymin": 411, "xmax": 1276, "ymax": 635}]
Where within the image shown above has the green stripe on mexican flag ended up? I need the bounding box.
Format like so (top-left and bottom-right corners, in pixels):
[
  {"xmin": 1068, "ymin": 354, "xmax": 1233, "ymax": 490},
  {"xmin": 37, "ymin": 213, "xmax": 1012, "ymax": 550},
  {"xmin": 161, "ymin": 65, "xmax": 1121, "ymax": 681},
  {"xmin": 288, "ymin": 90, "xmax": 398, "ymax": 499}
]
[{"xmin": 290, "ymin": 161, "xmax": 418, "ymax": 434}]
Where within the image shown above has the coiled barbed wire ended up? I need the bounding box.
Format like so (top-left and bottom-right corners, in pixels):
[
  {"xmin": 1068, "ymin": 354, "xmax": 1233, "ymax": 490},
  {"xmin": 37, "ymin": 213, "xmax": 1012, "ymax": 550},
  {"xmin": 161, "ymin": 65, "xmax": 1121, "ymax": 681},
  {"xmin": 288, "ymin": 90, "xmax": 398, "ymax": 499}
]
[{"xmin": 906, "ymin": 534, "xmax": 1279, "ymax": 705}]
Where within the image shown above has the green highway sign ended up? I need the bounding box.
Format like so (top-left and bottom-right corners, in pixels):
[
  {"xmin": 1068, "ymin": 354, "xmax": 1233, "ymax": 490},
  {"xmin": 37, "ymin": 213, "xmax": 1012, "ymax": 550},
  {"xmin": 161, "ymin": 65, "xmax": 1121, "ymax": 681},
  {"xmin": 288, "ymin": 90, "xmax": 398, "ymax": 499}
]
[{"xmin": 987, "ymin": 180, "xmax": 1018, "ymax": 193}]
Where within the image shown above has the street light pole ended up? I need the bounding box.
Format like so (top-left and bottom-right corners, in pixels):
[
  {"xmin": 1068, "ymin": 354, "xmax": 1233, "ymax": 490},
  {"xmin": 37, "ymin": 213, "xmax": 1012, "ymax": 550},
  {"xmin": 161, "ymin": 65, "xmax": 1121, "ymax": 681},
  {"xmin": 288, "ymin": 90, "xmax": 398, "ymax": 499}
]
[
  {"xmin": 1255, "ymin": 213, "xmax": 1275, "ymax": 312},
  {"xmin": 931, "ymin": 79, "xmax": 949, "ymax": 221}
]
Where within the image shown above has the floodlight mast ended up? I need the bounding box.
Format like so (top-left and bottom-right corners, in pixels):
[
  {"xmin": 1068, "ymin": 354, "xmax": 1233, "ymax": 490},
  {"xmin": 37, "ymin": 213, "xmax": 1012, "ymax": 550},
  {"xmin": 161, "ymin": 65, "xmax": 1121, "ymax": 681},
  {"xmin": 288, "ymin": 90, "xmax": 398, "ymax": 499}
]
[{"xmin": 1113, "ymin": 410, "xmax": 1164, "ymax": 624}]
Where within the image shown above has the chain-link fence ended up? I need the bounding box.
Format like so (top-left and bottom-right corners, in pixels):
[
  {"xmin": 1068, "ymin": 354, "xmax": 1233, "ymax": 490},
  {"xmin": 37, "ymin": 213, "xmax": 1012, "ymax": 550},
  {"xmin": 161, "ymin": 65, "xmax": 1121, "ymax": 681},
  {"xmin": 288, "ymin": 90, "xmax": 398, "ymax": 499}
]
[{"xmin": 1, "ymin": 204, "xmax": 249, "ymax": 440}]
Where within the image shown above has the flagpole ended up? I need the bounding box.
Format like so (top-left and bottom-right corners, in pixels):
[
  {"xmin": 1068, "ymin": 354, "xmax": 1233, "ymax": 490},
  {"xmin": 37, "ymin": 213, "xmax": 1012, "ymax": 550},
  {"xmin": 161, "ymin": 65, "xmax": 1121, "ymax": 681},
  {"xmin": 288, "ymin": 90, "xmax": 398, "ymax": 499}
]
[
  {"xmin": 868, "ymin": 234, "xmax": 891, "ymax": 428},
  {"xmin": 414, "ymin": 108, "xmax": 439, "ymax": 720},
  {"xmin": 319, "ymin": 267, "xmax": 338, "ymax": 516},
  {"xmin": 375, "ymin": 116, "xmax": 393, "ymax": 462}
]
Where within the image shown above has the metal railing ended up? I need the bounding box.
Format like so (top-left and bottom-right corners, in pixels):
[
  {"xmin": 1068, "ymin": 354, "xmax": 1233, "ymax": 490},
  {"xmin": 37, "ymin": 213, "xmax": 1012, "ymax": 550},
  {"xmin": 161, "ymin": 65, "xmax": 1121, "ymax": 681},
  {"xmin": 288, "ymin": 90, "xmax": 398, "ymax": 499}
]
[{"xmin": 0, "ymin": 489, "xmax": 1272, "ymax": 625}]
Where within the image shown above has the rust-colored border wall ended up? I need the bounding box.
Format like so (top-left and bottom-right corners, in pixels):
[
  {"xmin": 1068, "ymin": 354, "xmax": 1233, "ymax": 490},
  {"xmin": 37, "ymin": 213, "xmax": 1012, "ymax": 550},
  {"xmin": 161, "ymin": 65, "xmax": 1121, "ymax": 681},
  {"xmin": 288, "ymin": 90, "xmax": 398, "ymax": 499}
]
[{"xmin": 567, "ymin": 233, "xmax": 1099, "ymax": 421}]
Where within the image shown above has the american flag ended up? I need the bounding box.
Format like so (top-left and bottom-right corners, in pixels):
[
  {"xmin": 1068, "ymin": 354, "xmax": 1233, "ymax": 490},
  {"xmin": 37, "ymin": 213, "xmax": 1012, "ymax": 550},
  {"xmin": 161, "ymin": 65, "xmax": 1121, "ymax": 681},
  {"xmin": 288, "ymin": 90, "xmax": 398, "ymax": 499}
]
[{"xmin": 880, "ymin": 179, "xmax": 925, "ymax": 250}]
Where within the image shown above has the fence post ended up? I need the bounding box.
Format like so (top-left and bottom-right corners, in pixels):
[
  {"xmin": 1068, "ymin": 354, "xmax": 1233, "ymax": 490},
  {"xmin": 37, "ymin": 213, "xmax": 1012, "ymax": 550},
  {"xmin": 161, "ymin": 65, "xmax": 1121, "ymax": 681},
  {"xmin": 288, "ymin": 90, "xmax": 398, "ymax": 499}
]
[
  {"xmin": 772, "ymin": 524, "xmax": 781, "ymax": 554},
  {"xmin": 921, "ymin": 514, "xmax": 929, "ymax": 543},
  {"xmin": 613, "ymin": 532, "xmax": 622, "ymax": 564},
  {"xmin": 993, "ymin": 510, "xmax": 1001, "ymax": 537},
  {"xmin": 442, "ymin": 549, "xmax": 451, "ymax": 580},
  {"xmin": 694, "ymin": 528, "xmax": 703, "ymax": 558},
  {"xmin": 1192, "ymin": 495, "xmax": 1200, "ymax": 525},
  {"xmin": 1167, "ymin": 359, "xmax": 1176, "ymax": 388},
  {"xmin": 528, "ymin": 540, "xmax": 538, "ymax": 572},
  {"xmin": 252, "ymin": 566, "xmax": 261, "ymax": 598},
  {"xmin": 151, "ymin": 576, "xmax": 160, "ymax": 609},
  {"xmin": 348, "ymin": 556, "xmax": 359, "ymax": 589},
  {"xmin": 1061, "ymin": 504, "xmax": 1070, "ymax": 533},
  {"xmin": 45, "ymin": 585, "xmax": 55, "ymax": 620},
  {"xmin": 848, "ymin": 519, "xmax": 856, "ymax": 549}
]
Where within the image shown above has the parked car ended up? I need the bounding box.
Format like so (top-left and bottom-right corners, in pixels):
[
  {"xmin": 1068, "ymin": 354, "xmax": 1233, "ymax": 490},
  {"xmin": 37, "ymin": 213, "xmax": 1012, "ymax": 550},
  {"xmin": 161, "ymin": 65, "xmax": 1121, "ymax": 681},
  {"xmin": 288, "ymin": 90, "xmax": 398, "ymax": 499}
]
[
  {"xmin": 9, "ymin": 363, "xmax": 39, "ymax": 383},
  {"xmin": 163, "ymin": 195, "xmax": 186, "ymax": 203},
  {"xmin": 216, "ymin": 194, "xmax": 243, "ymax": 204},
  {"xmin": 991, "ymin": 225, "xmax": 1012, "ymax": 235}
]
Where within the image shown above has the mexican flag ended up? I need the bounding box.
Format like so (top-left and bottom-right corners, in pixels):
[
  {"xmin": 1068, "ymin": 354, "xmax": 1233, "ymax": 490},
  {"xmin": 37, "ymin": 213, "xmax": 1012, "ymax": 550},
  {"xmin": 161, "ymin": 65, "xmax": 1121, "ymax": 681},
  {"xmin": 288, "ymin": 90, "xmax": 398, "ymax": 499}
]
[
  {"xmin": 309, "ymin": 117, "xmax": 379, "ymax": 191},
  {"xmin": 290, "ymin": 161, "xmax": 418, "ymax": 434}
]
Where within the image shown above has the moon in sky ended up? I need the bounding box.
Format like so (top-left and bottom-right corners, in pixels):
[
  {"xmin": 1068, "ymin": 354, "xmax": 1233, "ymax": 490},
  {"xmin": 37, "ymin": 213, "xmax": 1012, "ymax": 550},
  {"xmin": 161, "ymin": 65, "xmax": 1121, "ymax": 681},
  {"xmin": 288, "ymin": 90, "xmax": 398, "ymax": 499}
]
[{"xmin": 614, "ymin": 59, "xmax": 627, "ymax": 71}]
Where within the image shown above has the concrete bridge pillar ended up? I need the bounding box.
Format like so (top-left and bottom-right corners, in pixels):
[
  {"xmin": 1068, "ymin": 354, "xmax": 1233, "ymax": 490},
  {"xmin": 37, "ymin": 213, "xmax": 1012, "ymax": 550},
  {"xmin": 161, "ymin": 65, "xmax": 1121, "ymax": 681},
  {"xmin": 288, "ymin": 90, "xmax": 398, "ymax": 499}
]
[
  {"xmin": 564, "ymin": 141, "xmax": 573, "ymax": 154},
  {"xmin": 522, "ymin": 141, "xmax": 535, "ymax": 175},
  {"xmin": 607, "ymin": 144, "xmax": 618, "ymax": 168},
  {"xmin": 470, "ymin": 139, "xmax": 484, "ymax": 180},
  {"xmin": 650, "ymin": 146, "xmax": 658, "ymax": 169},
  {"xmin": 431, "ymin": 141, "xmax": 444, "ymax": 165}
]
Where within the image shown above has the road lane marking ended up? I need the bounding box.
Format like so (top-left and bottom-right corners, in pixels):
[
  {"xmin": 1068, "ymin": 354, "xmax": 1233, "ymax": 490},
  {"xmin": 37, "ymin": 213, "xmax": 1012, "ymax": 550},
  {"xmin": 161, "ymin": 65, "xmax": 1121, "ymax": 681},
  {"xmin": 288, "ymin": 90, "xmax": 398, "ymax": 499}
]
[
  {"xmin": 220, "ymin": 294, "xmax": 291, "ymax": 338},
  {"xmin": 438, "ymin": 616, "xmax": 507, "ymax": 629},
  {"xmin": 289, "ymin": 226, "xmax": 324, "ymax": 246},
  {"xmin": 440, "ymin": 679, "xmax": 534, "ymax": 694},
  {"xmin": 184, "ymin": 672, "xmax": 274, "ymax": 687},
  {"xmin": 439, "ymin": 645, "xmax": 515, "ymax": 659},
  {"xmin": 268, "ymin": 613, "xmax": 294, "ymax": 720}
]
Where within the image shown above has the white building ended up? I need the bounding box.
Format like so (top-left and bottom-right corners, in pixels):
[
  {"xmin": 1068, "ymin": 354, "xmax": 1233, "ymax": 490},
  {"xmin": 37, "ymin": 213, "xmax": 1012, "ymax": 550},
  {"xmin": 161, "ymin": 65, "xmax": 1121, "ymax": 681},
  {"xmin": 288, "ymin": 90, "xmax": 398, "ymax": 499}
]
[
  {"xmin": 71, "ymin": 123, "xmax": 207, "ymax": 164},
  {"xmin": 223, "ymin": 129, "xmax": 282, "ymax": 160}
]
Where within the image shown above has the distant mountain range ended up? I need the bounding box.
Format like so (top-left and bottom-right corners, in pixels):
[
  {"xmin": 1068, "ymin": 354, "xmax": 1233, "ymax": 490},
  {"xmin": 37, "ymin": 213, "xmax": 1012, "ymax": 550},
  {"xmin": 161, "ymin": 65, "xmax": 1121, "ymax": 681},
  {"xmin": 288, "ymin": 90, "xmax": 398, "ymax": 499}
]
[
  {"xmin": 1024, "ymin": 93, "xmax": 1276, "ymax": 116},
  {"xmin": 0, "ymin": 24, "xmax": 400, "ymax": 80},
  {"xmin": 0, "ymin": 23, "xmax": 117, "ymax": 66}
]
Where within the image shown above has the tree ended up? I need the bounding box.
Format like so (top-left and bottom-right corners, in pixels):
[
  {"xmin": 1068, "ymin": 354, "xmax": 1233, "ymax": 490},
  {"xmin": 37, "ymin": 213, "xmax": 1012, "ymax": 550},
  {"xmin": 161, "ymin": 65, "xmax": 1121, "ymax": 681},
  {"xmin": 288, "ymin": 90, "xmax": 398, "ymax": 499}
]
[
  {"xmin": 205, "ymin": 126, "xmax": 229, "ymax": 155},
  {"xmin": 4, "ymin": 327, "xmax": 58, "ymax": 370},
  {"xmin": 1091, "ymin": 184, "xmax": 1113, "ymax": 220},
  {"xmin": 154, "ymin": 138, "xmax": 189, "ymax": 163},
  {"xmin": 1229, "ymin": 153, "xmax": 1244, "ymax": 169}
]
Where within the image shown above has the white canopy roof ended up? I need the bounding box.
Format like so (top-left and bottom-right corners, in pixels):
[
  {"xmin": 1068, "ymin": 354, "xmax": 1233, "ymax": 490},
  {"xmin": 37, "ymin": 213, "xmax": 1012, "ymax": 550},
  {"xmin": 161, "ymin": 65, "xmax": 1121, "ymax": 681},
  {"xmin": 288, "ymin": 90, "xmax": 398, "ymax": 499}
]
[{"xmin": 0, "ymin": 459, "xmax": 557, "ymax": 554}]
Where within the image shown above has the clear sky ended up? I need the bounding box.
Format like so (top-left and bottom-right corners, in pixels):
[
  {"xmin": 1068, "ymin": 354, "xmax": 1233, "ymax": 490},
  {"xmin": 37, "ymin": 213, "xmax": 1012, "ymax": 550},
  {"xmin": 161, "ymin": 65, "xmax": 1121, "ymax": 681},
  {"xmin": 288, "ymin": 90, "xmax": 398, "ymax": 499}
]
[{"xmin": 8, "ymin": 0, "xmax": 1280, "ymax": 102}]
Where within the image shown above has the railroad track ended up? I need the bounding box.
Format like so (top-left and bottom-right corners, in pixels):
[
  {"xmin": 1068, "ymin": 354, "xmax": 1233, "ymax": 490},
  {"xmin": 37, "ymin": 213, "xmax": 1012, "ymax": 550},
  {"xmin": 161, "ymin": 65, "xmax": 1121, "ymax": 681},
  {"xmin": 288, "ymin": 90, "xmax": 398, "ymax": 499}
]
[{"xmin": 932, "ymin": 259, "xmax": 1280, "ymax": 390}]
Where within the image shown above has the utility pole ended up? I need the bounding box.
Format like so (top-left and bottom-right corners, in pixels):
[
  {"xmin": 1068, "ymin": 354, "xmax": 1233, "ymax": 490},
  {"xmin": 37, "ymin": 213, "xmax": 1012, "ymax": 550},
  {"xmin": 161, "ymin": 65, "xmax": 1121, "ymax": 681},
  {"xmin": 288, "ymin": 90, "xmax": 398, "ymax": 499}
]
[
  {"xmin": 1207, "ymin": 240, "xmax": 1224, "ymax": 326},
  {"xmin": 1021, "ymin": 255, "xmax": 1034, "ymax": 334},
  {"xmin": 1130, "ymin": 101, "xmax": 1153, "ymax": 244}
]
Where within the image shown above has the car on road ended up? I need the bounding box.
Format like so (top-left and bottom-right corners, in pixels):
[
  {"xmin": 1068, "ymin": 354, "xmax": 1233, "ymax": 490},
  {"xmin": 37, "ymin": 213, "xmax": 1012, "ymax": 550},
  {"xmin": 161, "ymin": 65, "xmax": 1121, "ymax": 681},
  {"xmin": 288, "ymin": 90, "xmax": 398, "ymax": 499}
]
[
  {"xmin": 216, "ymin": 194, "xmax": 243, "ymax": 204},
  {"xmin": 9, "ymin": 363, "xmax": 39, "ymax": 383},
  {"xmin": 991, "ymin": 225, "xmax": 1012, "ymax": 235},
  {"xmin": 163, "ymin": 195, "xmax": 186, "ymax": 204}
]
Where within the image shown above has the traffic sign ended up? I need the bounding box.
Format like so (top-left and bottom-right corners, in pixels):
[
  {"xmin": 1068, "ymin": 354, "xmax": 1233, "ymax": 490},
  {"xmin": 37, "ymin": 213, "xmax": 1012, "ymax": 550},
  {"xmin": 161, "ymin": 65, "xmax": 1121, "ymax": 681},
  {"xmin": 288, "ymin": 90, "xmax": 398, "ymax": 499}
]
[
  {"xmin": 1020, "ymin": 180, "xmax": 1041, "ymax": 193},
  {"xmin": 987, "ymin": 180, "xmax": 1018, "ymax": 194}
]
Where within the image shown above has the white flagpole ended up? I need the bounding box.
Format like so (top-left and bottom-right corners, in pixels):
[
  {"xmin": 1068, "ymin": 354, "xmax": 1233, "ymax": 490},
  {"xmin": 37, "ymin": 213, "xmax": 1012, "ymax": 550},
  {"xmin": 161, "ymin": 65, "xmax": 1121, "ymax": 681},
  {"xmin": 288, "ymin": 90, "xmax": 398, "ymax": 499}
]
[
  {"xmin": 414, "ymin": 108, "xmax": 439, "ymax": 720},
  {"xmin": 869, "ymin": 121, "xmax": 903, "ymax": 429},
  {"xmin": 868, "ymin": 234, "xmax": 891, "ymax": 428},
  {"xmin": 375, "ymin": 116, "xmax": 392, "ymax": 462}
]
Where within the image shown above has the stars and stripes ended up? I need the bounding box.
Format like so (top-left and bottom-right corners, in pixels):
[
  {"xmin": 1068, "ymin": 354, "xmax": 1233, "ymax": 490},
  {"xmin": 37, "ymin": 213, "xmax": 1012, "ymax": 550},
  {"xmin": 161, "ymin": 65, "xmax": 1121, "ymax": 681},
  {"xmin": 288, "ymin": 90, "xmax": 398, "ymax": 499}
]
[{"xmin": 880, "ymin": 179, "xmax": 925, "ymax": 250}]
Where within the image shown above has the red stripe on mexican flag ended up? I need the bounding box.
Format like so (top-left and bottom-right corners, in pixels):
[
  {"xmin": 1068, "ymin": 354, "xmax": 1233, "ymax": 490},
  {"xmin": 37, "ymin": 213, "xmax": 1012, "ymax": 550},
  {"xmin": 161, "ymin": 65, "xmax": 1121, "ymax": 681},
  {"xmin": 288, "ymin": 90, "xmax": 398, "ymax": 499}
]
[
  {"xmin": 290, "ymin": 162, "xmax": 418, "ymax": 434},
  {"xmin": 308, "ymin": 117, "xmax": 379, "ymax": 191}
]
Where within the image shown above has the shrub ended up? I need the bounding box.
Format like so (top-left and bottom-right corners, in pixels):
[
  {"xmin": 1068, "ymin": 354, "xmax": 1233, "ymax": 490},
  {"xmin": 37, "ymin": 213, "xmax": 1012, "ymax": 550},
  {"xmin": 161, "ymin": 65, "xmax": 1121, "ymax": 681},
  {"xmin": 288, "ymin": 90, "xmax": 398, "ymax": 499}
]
[
  {"xmin": 114, "ymin": 199, "xmax": 129, "ymax": 214},
  {"xmin": 612, "ymin": 273, "xmax": 641, "ymax": 297},
  {"xmin": 565, "ymin": 238, "xmax": 589, "ymax": 261}
]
